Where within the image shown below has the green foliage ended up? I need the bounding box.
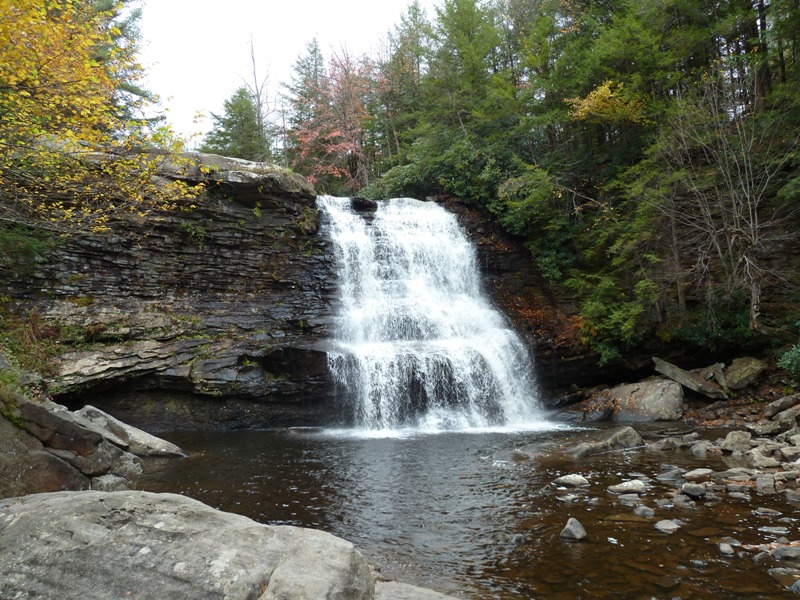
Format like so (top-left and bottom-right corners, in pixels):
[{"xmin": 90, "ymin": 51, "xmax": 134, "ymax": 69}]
[
  {"xmin": 200, "ymin": 86, "xmax": 272, "ymax": 162},
  {"xmin": 570, "ymin": 274, "xmax": 661, "ymax": 365},
  {"xmin": 0, "ymin": 225, "xmax": 55, "ymax": 276},
  {"xmin": 668, "ymin": 295, "xmax": 757, "ymax": 354},
  {"xmin": 0, "ymin": 308, "xmax": 62, "ymax": 376},
  {"xmin": 180, "ymin": 222, "xmax": 206, "ymax": 250},
  {"xmin": 286, "ymin": 0, "xmax": 800, "ymax": 360},
  {"xmin": 778, "ymin": 322, "xmax": 800, "ymax": 380}
]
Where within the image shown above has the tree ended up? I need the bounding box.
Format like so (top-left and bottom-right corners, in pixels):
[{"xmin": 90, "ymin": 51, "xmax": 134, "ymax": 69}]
[
  {"xmin": 633, "ymin": 67, "xmax": 799, "ymax": 332},
  {"xmin": 200, "ymin": 86, "xmax": 271, "ymax": 161},
  {"xmin": 284, "ymin": 38, "xmax": 328, "ymax": 176},
  {"xmin": 0, "ymin": 0, "xmax": 197, "ymax": 233},
  {"xmin": 285, "ymin": 41, "xmax": 374, "ymax": 193}
]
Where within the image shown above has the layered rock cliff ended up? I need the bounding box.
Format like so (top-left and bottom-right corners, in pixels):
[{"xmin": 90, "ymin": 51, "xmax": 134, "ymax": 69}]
[
  {"xmin": 2, "ymin": 157, "xmax": 605, "ymax": 432},
  {"xmin": 3, "ymin": 154, "xmax": 339, "ymax": 430}
]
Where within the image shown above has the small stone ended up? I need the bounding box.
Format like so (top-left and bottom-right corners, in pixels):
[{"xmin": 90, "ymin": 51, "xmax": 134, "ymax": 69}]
[
  {"xmin": 747, "ymin": 420, "xmax": 787, "ymax": 436},
  {"xmin": 556, "ymin": 494, "xmax": 580, "ymax": 503},
  {"xmin": 684, "ymin": 468, "xmax": 714, "ymax": 481},
  {"xmin": 755, "ymin": 475, "xmax": 777, "ymax": 494},
  {"xmin": 607, "ymin": 480, "xmax": 647, "ymax": 495},
  {"xmin": 691, "ymin": 441, "xmax": 713, "ymax": 456},
  {"xmin": 560, "ymin": 517, "xmax": 587, "ymax": 541},
  {"xmin": 656, "ymin": 469, "xmax": 684, "ymax": 482},
  {"xmin": 746, "ymin": 448, "xmax": 781, "ymax": 469},
  {"xmin": 728, "ymin": 492, "xmax": 751, "ymax": 500},
  {"xmin": 765, "ymin": 394, "xmax": 800, "ymax": 418},
  {"xmin": 720, "ymin": 431, "xmax": 752, "ymax": 453},
  {"xmin": 681, "ymin": 483, "xmax": 707, "ymax": 499},
  {"xmin": 617, "ymin": 493, "xmax": 642, "ymax": 506},
  {"xmin": 771, "ymin": 546, "xmax": 800, "ymax": 560},
  {"xmin": 719, "ymin": 543, "xmax": 735, "ymax": 556},
  {"xmin": 655, "ymin": 519, "xmax": 681, "ymax": 534},
  {"xmin": 634, "ymin": 506, "xmax": 655, "ymax": 518},
  {"xmin": 754, "ymin": 507, "xmax": 783, "ymax": 516},
  {"xmin": 760, "ymin": 526, "xmax": 792, "ymax": 536},
  {"xmin": 553, "ymin": 474, "xmax": 590, "ymax": 488}
]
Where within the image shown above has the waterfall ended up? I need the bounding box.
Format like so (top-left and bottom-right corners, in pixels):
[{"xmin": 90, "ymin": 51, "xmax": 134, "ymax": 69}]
[{"xmin": 319, "ymin": 196, "xmax": 546, "ymax": 433}]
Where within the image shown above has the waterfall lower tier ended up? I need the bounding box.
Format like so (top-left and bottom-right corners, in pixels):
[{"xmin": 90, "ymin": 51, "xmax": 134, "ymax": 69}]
[{"xmin": 319, "ymin": 196, "xmax": 546, "ymax": 432}]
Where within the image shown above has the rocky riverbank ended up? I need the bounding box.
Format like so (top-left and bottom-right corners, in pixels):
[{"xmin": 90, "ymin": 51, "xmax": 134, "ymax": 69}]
[{"xmin": 513, "ymin": 387, "xmax": 800, "ymax": 595}]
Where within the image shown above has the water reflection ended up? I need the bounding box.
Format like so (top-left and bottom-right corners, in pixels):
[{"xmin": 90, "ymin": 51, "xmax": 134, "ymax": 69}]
[{"xmin": 140, "ymin": 428, "xmax": 797, "ymax": 599}]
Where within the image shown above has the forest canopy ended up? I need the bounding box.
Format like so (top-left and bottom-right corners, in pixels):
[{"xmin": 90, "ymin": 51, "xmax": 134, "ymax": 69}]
[
  {"xmin": 269, "ymin": 0, "xmax": 800, "ymax": 361},
  {"xmin": 1, "ymin": 0, "xmax": 799, "ymax": 363}
]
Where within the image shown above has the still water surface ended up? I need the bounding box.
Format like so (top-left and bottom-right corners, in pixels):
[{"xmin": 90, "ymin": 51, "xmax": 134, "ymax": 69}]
[{"xmin": 140, "ymin": 427, "xmax": 798, "ymax": 599}]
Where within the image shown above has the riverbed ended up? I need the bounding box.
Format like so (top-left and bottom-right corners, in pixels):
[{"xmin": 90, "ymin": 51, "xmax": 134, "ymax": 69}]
[{"xmin": 139, "ymin": 424, "xmax": 799, "ymax": 599}]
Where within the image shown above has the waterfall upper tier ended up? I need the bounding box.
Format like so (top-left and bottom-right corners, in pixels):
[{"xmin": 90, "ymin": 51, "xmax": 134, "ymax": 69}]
[{"xmin": 319, "ymin": 196, "xmax": 549, "ymax": 433}]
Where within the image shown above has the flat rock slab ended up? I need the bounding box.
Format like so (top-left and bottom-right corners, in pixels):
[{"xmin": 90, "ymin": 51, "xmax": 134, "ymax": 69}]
[
  {"xmin": 0, "ymin": 490, "xmax": 373, "ymax": 600},
  {"xmin": 653, "ymin": 357, "xmax": 726, "ymax": 399}
]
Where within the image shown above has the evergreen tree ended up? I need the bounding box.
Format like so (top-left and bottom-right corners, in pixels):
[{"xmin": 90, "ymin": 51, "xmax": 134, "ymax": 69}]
[{"xmin": 200, "ymin": 87, "xmax": 271, "ymax": 162}]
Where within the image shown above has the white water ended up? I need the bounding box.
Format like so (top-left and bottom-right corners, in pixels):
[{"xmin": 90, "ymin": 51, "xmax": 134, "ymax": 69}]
[{"xmin": 319, "ymin": 196, "xmax": 549, "ymax": 433}]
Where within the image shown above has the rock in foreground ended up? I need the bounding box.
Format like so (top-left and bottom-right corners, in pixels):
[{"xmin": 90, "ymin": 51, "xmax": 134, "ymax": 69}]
[{"xmin": 0, "ymin": 491, "xmax": 373, "ymax": 600}]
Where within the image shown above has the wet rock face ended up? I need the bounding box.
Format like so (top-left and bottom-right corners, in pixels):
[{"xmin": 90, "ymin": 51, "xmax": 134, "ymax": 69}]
[{"xmin": 3, "ymin": 157, "xmax": 338, "ymax": 428}]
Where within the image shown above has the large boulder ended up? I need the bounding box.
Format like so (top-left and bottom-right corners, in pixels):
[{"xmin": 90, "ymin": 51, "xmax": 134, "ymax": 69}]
[
  {"xmin": 724, "ymin": 357, "xmax": 766, "ymax": 390},
  {"xmin": 0, "ymin": 396, "xmax": 142, "ymax": 498},
  {"xmin": 0, "ymin": 490, "xmax": 374, "ymax": 600},
  {"xmin": 566, "ymin": 379, "xmax": 684, "ymax": 422}
]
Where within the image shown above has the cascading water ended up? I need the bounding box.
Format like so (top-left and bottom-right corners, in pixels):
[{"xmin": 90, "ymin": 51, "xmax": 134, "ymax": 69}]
[{"xmin": 319, "ymin": 195, "xmax": 547, "ymax": 432}]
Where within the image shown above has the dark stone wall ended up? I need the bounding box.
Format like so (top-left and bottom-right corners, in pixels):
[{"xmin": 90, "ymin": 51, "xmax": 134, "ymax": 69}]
[{"xmin": 3, "ymin": 159, "xmax": 341, "ymax": 428}]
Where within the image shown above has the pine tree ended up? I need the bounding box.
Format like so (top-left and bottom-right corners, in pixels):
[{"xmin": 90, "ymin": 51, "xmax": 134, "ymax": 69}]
[{"xmin": 200, "ymin": 87, "xmax": 272, "ymax": 162}]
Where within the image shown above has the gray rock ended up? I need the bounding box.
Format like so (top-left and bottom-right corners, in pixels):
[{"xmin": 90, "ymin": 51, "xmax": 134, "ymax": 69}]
[
  {"xmin": 746, "ymin": 420, "xmax": 787, "ymax": 436},
  {"xmin": 560, "ymin": 517, "xmax": 587, "ymax": 541},
  {"xmin": 773, "ymin": 404, "xmax": 800, "ymax": 429},
  {"xmin": 553, "ymin": 474, "xmax": 590, "ymax": 487},
  {"xmin": 684, "ymin": 468, "xmax": 714, "ymax": 481},
  {"xmin": 656, "ymin": 468, "xmax": 684, "ymax": 481},
  {"xmin": 746, "ymin": 447, "xmax": 781, "ymax": 468},
  {"xmin": 652, "ymin": 357, "xmax": 726, "ymax": 399},
  {"xmin": 570, "ymin": 379, "xmax": 684, "ymax": 422},
  {"xmin": 0, "ymin": 491, "xmax": 373, "ymax": 600},
  {"xmin": 566, "ymin": 426, "xmax": 644, "ymax": 458},
  {"xmin": 780, "ymin": 446, "xmax": 800, "ymax": 461},
  {"xmin": 724, "ymin": 357, "xmax": 766, "ymax": 390},
  {"xmin": 755, "ymin": 475, "xmax": 777, "ymax": 493},
  {"xmin": 770, "ymin": 546, "xmax": 800, "ymax": 560},
  {"xmin": 654, "ymin": 519, "xmax": 681, "ymax": 534},
  {"xmin": 607, "ymin": 480, "xmax": 647, "ymax": 494},
  {"xmin": 680, "ymin": 483, "xmax": 707, "ymax": 499},
  {"xmin": 691, "ymin": 440, "xmax": 713, "ymax": 455},
  {"xmin": 75, "ymin": 405, "xmax": 184, "ymax": 457},
  {"xmin": 720, "ymin": 431, "xmax": 752, "ymax": 453},
  {"xmin": 634, "ymin": 505, "xmax": 655, "ymax": 518},
  {"xmin": 91, "ymin": 474, "xmax": 129, "ymax": 491},
  {"xmin": 647, "ymin": 437, "xmax": 684, "ymax": 451},
  {"xmin": 719, "ymin": 543, "xmax": 735, "ymax": 556},
  {"xmin": 765, "ymin": 394, "xmax": 800, "ymax": 418}
]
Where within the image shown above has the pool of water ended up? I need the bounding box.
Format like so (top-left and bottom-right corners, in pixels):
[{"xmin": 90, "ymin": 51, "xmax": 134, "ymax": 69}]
[{"xmin": 139, "ymin": 426, "xmax": 798, "ymax": 599}]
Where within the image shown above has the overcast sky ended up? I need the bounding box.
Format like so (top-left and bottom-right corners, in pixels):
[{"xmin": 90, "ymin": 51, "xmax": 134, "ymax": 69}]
[{"xmin": 137, "ymin": 0, "xmax": 440, "ymax": 144}]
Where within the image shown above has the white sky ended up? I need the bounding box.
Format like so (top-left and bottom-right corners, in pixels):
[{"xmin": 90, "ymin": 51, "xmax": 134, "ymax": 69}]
[{"xmin": 137, "ymin": 0, "xmax": 440, "ymax": 145}]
